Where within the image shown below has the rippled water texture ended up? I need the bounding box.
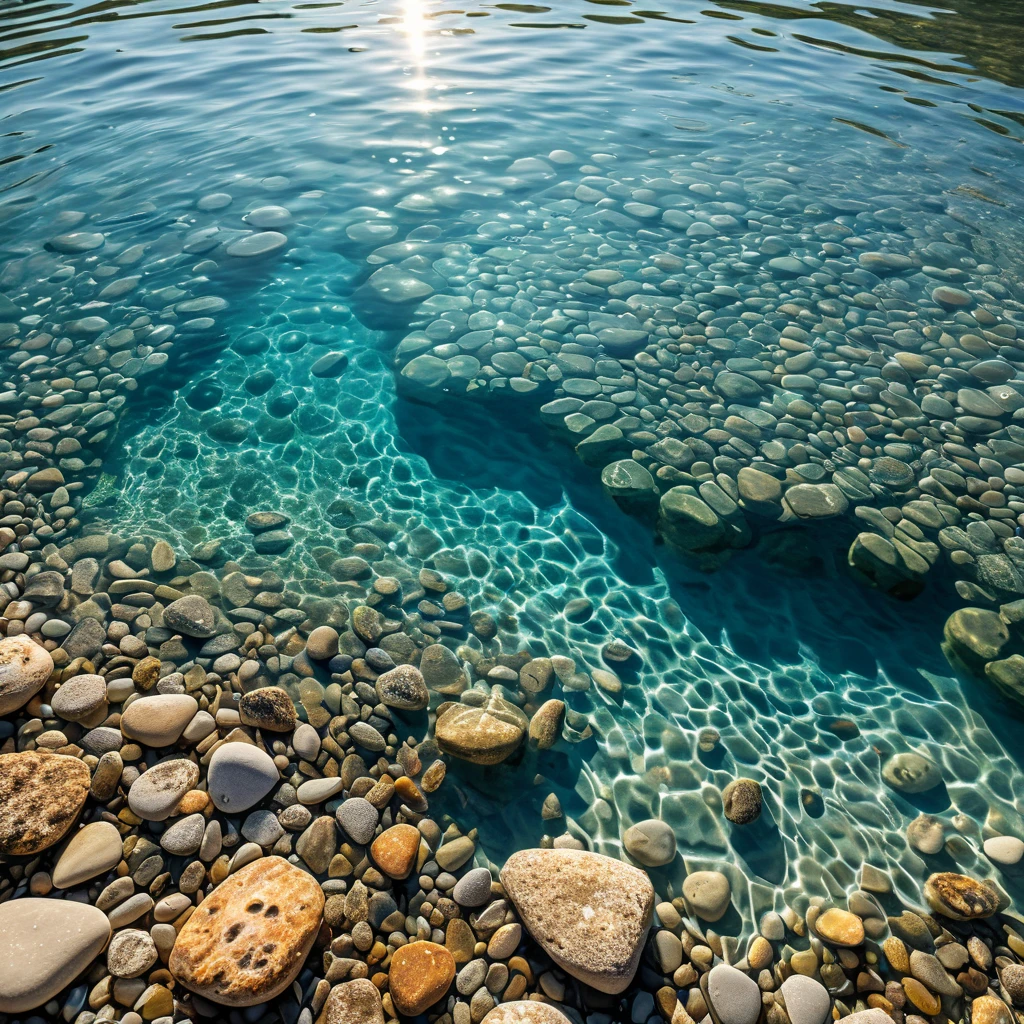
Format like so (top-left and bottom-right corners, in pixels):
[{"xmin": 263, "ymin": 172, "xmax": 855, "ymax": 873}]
[{"xmin": 4, "ymin": 0, "xmax": 1024, "ymax": 925}]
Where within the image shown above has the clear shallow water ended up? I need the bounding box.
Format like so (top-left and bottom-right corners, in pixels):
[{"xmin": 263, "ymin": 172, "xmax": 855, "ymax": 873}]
[{"xmin": 4, "ymin": 0, "xmax": 1024, "ymax": 929}]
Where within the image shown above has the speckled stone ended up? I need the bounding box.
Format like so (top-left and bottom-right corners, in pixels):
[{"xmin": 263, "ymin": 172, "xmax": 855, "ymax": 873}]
[{"xmin": 0, "ymin": 751, "xmax": 90, "ymax": 855}]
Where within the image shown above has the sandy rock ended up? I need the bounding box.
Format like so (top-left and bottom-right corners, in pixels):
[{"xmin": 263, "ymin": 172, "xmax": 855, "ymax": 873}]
[
  {"xmin": 835, "ymin": 1010, "xmax": 893, "ymax": 1024},
  {"xmin": 983, "ymin": 835, "xmax": 1024, "ymax": 866},
  {"xmin": 317, "ymin": 979, "xmax": 384, "ymax": 1024},
  {"xmin": 500, "ymin": 848, "xmax": 654, "ymax": 994},
  {"xmin": 120, "ymin": 694, "xmax": 198, "ymax": 747},
  {"xmin": 883, "ymin": 752, "xmax": 942, "ymax": 794},
  {"xmin": 0, "ymin": 635, "xmax": 53, "ymax": 715},
  {"xmin": 52, "ymin": 820, "xmax": 123, "ymax": 888},
  {"xmin": 780, "ymin": 975, "xmax": 831, "ymax": 1024},
  {"xmin": 239, "ymin": 687, "xmax": 297, "ymax": 732},
  {"xmin": 107, "ymin": 928, "xmax": 159, "ymax": 978},
  {"xmin": 702, "ymin": 963, "xmax": 761, "ymax": 1024},
  {"xmin": 814, "ymin": 908, "xmax": 865, "ymax": 947},
  {"xmin": 50, "ymin": 673, "xmax": 107, "ymax": 722},
  {"xmin": 0, "ymin": 898, "xmax": 111, "ymax": 1012},
  {"xmin": 169, "ymin": 856, "xmax": 324, "ymax": 1006},
  {"xmin": 164, "ymin": 595, "xmax": 217, "ymax": 637},
  {"xmin": 375, "ymin": 665, "xmax": 429, "ymax": 711},
  {"xmin": 722, "ymin": 778, "xmax": 762, "ymax": 824},
  {"xmin": 388, "ymin": 941, "xmax": 456, "ymax": 1015},
  {"xmin": 0, "ymin": 751, "xmax": 90, "ymax": 855},
  {"xmin": 482, "ymin": 1003, "xmax": 573, "ymax": 1024}
]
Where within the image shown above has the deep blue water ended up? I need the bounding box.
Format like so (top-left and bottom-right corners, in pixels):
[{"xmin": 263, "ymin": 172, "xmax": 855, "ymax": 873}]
[{"xmin": 4, "ymin": 0, "xmax": 1024, "ymax": 917}]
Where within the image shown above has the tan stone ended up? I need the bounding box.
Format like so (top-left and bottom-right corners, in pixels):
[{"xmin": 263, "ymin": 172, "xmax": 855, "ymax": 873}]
[
  {"xmin": 882, "ymin": 937, "xmax": 910, "ymax": 973},
  {"xmin": 169, "ymin": 856, "xmax": 324, "ymax": 1006},
  {"xmin": 317, "ymin": 979, "xmax": 384, "ymax": 1024},
  {"xmin": 388, "ymin": 941, "xmax": 455, "ymax": 1015},
  {"xmin": 482, "ymin": 1002, "xmax": 573, "ymax": 1024},
  {"xmin": 971, "ymin": 995, "xmax": 1012, "ymax": 1024},
  {"xmin": 120, "ymin": 694, "xmax": 198, "ymax": 747},
  {"xmin": 370, "ymin": 824, "xmax": 420, "ymax": 880},
  {"xmin": 0, "ymin": 899, "xmax": 111, "ymax": 1012},
  {"xmin": 814, "ymin": 908, "xmax": 865, "ymax": 947},
  {"xmin": 500, "ymin": 848, "xmax": 654, "ymax": 994},
  {"xmin": 52, "ymin": 820, "xmax": 123, "ymax": 889},
  {"xmin": 435, "ymin": 695, "xmax": 527, "ymax": 765},
  {"xmin": 0, "ymin": 635, "xmax": 53, "ymax": 715},
  {"xmin": 0, "ymin": 751, "xmax": 90, "ymax": 855},
  {"xmin": 902, "ymin": 978, "xmax": 940, "ymax": 1015}
]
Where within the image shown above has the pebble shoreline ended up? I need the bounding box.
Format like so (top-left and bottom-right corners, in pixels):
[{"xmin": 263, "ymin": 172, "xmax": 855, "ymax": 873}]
[{"xmin": 1, "ymin": 161, "xmax": 1024, "ymax": 1024}]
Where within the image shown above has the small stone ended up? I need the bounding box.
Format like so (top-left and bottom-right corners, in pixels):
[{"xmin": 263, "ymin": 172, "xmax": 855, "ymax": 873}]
[
  {"xmin": 702, "ymin": 963, "xmax": 761, "ymax": 1024},
  {"xmin": 160, "ymin": 813, "xmax": 206, "ymax": 856},
  {"xmin": 683, "ymin": 871, "xmax": 731, "ymax": 922},
  {"xmin": 528, "ymin": 699, "xmax": 564, "ymax": 750},
  {"xmin": 435, "ymin": 694, "xmax": 527, "ymax": 765},
  {"xmin": 120, "ymin": 694, "xmax": 198, "ymax": 747},
  {"xmin": 453, "ymin": 867, "xmax": 492, "ymax": 907},
  {"xmin": 108, "ymin": 929, "xmax": 159, "ymax": 978},
  {"xmin": 780, "ymin": 976, "xmax": 831, "ymax": 1024},
  {"xmin": 971, "ymin": 995, "xmax": 1012, "ymax": 1024},
  {"xmin": 306, "ymin": 626, "xmax": 339, "ymax": 660},
  {"xmin": 923, "ymin": 872, "xmax": 1007, "ymax": 920},
  {"xmin": 239, "ymin": 687, "xmax": 297, "ymax": 732},
  {"xmin": 128, "ymin": 758, "xmax": 200, "ymax": 821},
  {"xmin": 722, "ymin": 778, "xmax": 762, "ymax": 824},
  {"xmin": 983, "ymin": 835, "xmax": 1024, "ymax": 865},
  {"xmin": 318, "ymin": 979, "xmax": 384, "ymax": 1024},
  {"xmin": 0, "ymin": 899, "xmax": 111, "ymax": 1012},
  {"xmin": 52, "ymin": 820, "xmax": 123, "ymax": 888},
  {"xmin": 0, "ymin": 751, "xmax": 90, "ymax": 855},
  {"xmin": 0, "ymin": 635, "xmax": 54, "ymax": 715},
  {"xmin": 371, "ymin": 823, "xmax": 420, "ymax": 879},
  {"xmin": 388, "ymin": 941, "xmax": 456, "ymax": 1015},
  {"xmin": 481, "ymin": 1003, "xmax": 572, "ymax": 1024},
  {"xmin": 944, "ymin": 607, "xmax": 1009, "ymax": 664},
  {"xmin": 169, "ymin": 856, "xmax": 324, "ymax": 1006},
  {"xmin": 375, "ymin": 665, "xmax": 428, "ymax": 711},
  {"xmin": 51, "ymin": 673, "xmax": 106, "ymax": 722},
  {"xmin": 814, "ymin": 908, "xmax": 865, "ymax": 947},
  {"xmin": 337, "ymin": 796, "xmax": 379, "ymax": 845},
  {"xmin": 164, "ymin": 595, "xmax": 217, "ymax": 638},
  {"xmin": 883, "ymin": 752, "xmax": 942, "ymax": 794},
  {"xmin": 500, "ymin": 848, "xmax": 654, "ymax": 995},
  {"xmin": 207, "ymin": 741, "xmax": 280, "ymax": 812},
  {"xmin": 622, "ymin": 819, "xmax": 676, "ymax": 867},
  {"xmin": 907, "ymin": 814, "xmax": 945, "ymax": 855}
]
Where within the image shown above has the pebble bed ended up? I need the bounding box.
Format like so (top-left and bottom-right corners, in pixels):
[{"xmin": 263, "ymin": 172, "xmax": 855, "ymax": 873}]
[{"xmin": 1, "ymin": 108, "xmax": 1024, "ymax": 1024}]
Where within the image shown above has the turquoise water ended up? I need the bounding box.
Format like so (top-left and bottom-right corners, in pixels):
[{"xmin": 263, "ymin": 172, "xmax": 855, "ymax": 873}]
[{"xmin": 4, "ymin": 0, "xmax": 1024, "ymax": 924}]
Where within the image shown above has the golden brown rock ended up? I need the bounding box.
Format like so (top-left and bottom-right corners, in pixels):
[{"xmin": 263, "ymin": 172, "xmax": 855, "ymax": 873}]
[
  {"xmin": 435, "ymin": 694, "xmax": 527, "ymax": 765},
  {"xmin": 0, "ymin": 751, "xmax": 90, "ymax": 856},
  {"xmin": 882, "ymin": 937, "xmax": 910, "ymax": 974},
  {"xmin": 923, "ymin": 872, "xmax": 1007, "ymax": 921},
  {"xmin": 169, "ymin": 856, "xmax": 324, "ymax": 1006},
  {"xmin": 388, "ymin": 941, "xmax": 455, "ymax": 1015},
  {"xmin": 971, "ymin": 995, "xmax": 1012, "ymax": 1024},
  {"xmin": 902, "ymin": 978, "xmax": 940, "ymax": 1016},
  {"xmin": 370, "ymin": 824, "xmax": 420, "ymax": 880},
  {"xmin": 814, "ymin": 908, "xmax": 865, "ymax": 947}
]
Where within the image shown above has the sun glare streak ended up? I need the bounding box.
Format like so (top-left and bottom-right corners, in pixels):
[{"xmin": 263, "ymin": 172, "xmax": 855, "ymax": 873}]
[{"xmin": 399, "ymin": 0, "xmax": 433, "ymax": 112}]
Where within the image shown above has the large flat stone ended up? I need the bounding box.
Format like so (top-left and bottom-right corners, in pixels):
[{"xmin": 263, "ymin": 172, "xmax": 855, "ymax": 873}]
[{"xmin": 0, "ymin": 751, "xmax": 90, "ymax": 855}]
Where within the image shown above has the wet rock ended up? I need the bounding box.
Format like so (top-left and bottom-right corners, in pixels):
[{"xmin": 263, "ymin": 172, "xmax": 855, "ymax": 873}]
[
  {"xmin": 169, "ymin": 856, "xmax": 324, "ymax": 1006},
  {"xmin": 923, "ymin": 873, "xmax": 1007, "ymax": 920},
  {"xmin": 702, "ymin": 963, "xmax": 761, "ymax": 1024},
  {"xmin": 814, "ymin": 908, "xmax": 865, "ymax": 947},
  {"xmin": 780, "ymin": 975, "xmax": 831, "ymax": 1024},
  {"xmin": 500, "ymin": 848, "xmax": 654, "ymax": 994},
  {"xmin": 375, "ymin": 665, "xmax": 428, "ymax": 711},
  {"xmin": 722, "ymin": 778, "xmax": 762, "ymax": 824},
  {"xmin": 944, "ymin": 607, "xmax": 1009, "ymax": 665},
  {"xmin": 683, "ymin": 870, "xmax": 731, "ymax": 922},
  {"xmin": 120, "ymin": 694, "xmax": 198, "ymax": 746},
  {"xmin": 436, "ymin": 694, "xmax": 527, "ymax": 765},
  {"xmin": 622, "ymin": 819, "xmax": 676, "ymax": 867},
  {"xmin": 883, "ymin": 752, "xmax": 942, "ymax": 794},
  {"xmin": 371, "ymin": 823, "xmax": 421, "ymax": 880}
]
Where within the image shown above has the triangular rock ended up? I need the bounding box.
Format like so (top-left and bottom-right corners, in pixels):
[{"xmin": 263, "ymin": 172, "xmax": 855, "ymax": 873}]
[{"xmin": 500, "ymin": 848, "xmax": 654, "ymax": 994}]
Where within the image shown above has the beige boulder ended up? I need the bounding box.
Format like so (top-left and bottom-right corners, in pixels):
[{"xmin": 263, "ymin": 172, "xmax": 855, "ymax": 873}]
[
  {"xmin": 482, "ymin": 1003, "xmax": 573, "ymax": 1024},
  {"xmin": 317, "ymin": 979, "xmax": 383, "ymax": 1024},
  {"xmin": 500, "ymin": 848, "xmax": 654, "ymax": 994},
  {"xmin": 436, "ymin": 694, "xmax": 527, "ymax": 765},
  {"xmin": 0, "ymin": 635, "xmax": 53, "ymax": 715}
]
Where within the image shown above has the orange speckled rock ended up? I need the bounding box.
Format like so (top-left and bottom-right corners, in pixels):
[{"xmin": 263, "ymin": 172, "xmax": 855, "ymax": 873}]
[
  {"xmin": 371, "ymin": 824, "xmax": 421, "ymax": 880},
  {"xmin": 388, "ymin": 941, "xmax": 455, "ymax": 1015},
  {"xmin": 169, "ymin": 856, "xmax": 324, "ymax": 1006}
]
